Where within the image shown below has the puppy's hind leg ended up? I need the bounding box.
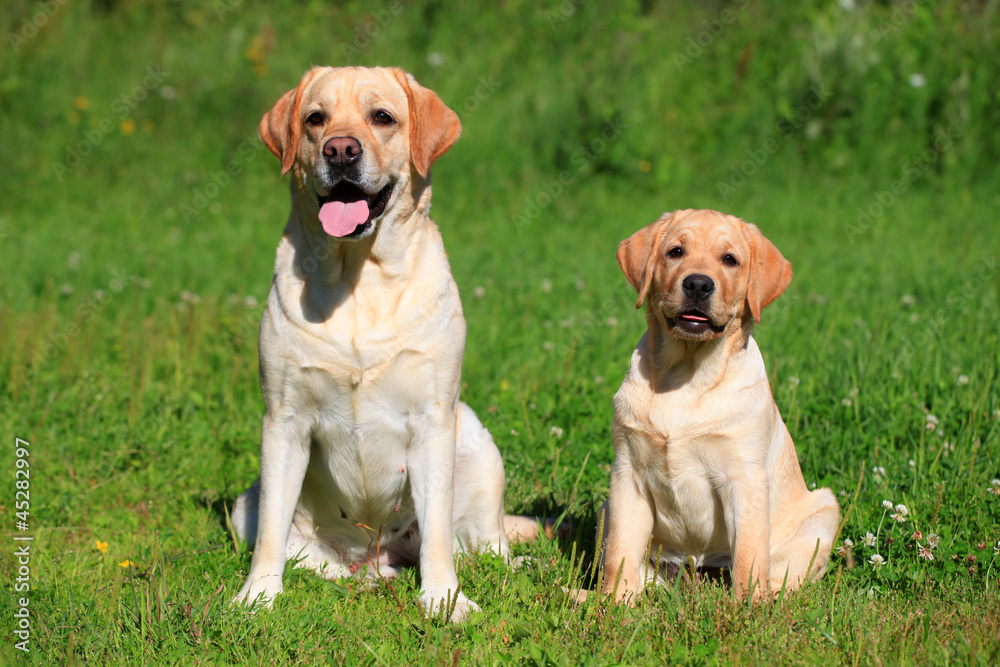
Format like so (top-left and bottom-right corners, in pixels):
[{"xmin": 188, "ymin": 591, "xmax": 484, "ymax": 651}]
[{"xmin": 768, "ymin": 488, "xmax": 840, "ymax": 593}]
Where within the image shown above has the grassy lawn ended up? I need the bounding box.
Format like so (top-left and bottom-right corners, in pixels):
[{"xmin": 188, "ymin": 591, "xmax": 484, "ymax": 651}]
[{"xmin": 1, "ymin": 1, "xmax": 998, "ymax": 664}]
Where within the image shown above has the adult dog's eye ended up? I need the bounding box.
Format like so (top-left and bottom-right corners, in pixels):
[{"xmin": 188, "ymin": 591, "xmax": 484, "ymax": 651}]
[
  {"xmin": 372, "ymin": 109, "xmax": 395, "ymax": 125},
  {"xmin": 667, "ymin": 247, "xmax": 684, "ymax": 258},
  {"xmin": 305, "ymin": 112, "xmax": 324, "ymax": 126},
  {"xmin": 722, "ymin": 253, "xmax": 739, "ymax": 267}
]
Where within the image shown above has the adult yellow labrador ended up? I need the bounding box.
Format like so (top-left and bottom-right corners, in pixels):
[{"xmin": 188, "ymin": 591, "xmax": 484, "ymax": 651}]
[
  {"xmin": 599, "ymin": 209, "xmax": 840, "ymax": 602},
  {"xmin": 231, "ymin": 67, "xmax": 540, "ymax": 621}
]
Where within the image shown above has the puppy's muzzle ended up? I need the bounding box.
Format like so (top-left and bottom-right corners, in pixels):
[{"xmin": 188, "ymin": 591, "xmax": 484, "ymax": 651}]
[{"xmin": 668, "ymin": 273, "xmax": 724, "ymax": 337}]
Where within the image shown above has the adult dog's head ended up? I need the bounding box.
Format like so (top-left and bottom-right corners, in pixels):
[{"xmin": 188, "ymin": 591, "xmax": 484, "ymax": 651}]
[
  {"xmin": 617, "ymin": 209, "xmax": 792, "ymax": 342},
  {"xmin": 259, "ymin": 66, "xmax": 461, "ymax": 240}
]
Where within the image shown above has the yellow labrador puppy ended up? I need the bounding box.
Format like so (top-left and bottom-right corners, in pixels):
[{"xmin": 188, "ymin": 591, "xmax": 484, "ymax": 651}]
[
  {"xmin": 600, "ymin": 209, "xmax": 840, "ymax": 602},
  {"xmin": 231, "ymin": 67, "xmax": 539, "ymax": 621}
]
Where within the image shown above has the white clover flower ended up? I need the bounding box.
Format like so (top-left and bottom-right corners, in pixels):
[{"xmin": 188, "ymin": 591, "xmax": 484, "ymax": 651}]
[
  {"xmin": 908, "ymin": 459, "xmax": 916, "ymax": 468},
  {"xmin": 957, "ymin": 375, "xmax": 969, "ymax": 386},
  {"xmin": 59, "ymin": 284, "xmax": 75, "ymax": 295},
  {"xmin": 67, "ymin": 251, "xmax": 81, "ymax": 270},
  {"xmin": 925, "ymin": 414, "xmax": 939, "ymax": 425},
  {"xmin": 868, "ymin": 554, "xmax": 886, "ymax": 568},
  {"xmin": 509, "ymin": 429, "xmax": 519, "ymax": 436},
  {"xmin": 549, "ymin": 426, "xmax": 564, "ymax": 439},
  {"xmin": 244, "ymin": 295, "xmax": 258, "ymax": 309},
  {"xmin": 901, "ymin": 294, "xmax": 916, "ymax": 307},
  {"xmin": 788, "ymin": 376, "xmax": 800, "ymax": 387},
  {"xmin": 473, "ymin": 285, "xmax": 486, "ymax": 298},
  {"xmin": 606, "ymin": 316, "xmax": 618, "ymax": 327},
  {"xmin": 908, "ymin": 73, "xmax": 926, "ymax": 88},
  {"xmin": 842, "ymin": 398, "xmax": 853, "ymax": 407},
  {"xmin": 849, "ymin": 387, "xmax": 859, "ymax": 398},
  {"xmin": 843, "ymin": 538, "xmax": 854, "ymax": 548},
  {"xmin": 881, "ymin": 499, "xmax": 894, "ymax": 510},
  {"xmin": 926, "ymin": 533, "xmax": 940, "ymax": 548},
  {"xmin": 594, "ymin": 375, "xmax": 605, "ymax": 385},
  {"xmin": 891, "ymin": 504, "xmax": 908, "ymax": 523},
  {"xmin": 542, "ymin": 341, "xmax": 554, "ymax": 351},
  {"xmin": 541, "ymin": 278, "xmax": 553, "ymax": 294},
  {"xmin": 994, "ymin": 541, "xmax": 999, "ymax": 557},
  {"xmin": 426, "ymin": 52, "xmax": 446, "ymax": 67},
  {"xmin": 862, "ymin": 532, "xmax": 877, "ymax": 547},
  {"xmin": 994, "ymin": 408, "xmax": 1000, "ymax": 420},
  {"xmin": 918, "ymin": 545, "xmax": 934, "ymax": 561},
  {"xmin": 894, "ymin": 504, "xmax": 908, "ymax": 516},
  {"xmin": 575, "ymin": 278, "xmax": 586, "ymax": 291}
]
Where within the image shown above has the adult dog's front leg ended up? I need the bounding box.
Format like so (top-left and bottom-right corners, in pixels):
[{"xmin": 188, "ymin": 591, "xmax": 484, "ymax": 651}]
[
  {"xmin": 408, "ymin": 404, "xmax": 476, "ymax": 622},
  {"xmin": 233, "ymin": 415, "xmax": 310, "ymax": 607}
]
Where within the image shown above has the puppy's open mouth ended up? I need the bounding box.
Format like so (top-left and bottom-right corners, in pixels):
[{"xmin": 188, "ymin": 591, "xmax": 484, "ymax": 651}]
[
  {"xmin": 316, "ymin": 181, "xmax": 394, "ymax": 238},
  {"xmin": 667, "ymin": 309, "xmax": 725, "ymax": 336}
]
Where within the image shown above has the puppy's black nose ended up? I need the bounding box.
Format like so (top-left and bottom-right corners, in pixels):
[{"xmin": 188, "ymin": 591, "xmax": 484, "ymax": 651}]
[
  {"xmin": 682, "ymin": 274, "xmax": 715, "ymax": 300},
  {"xmin": 323, "ymin": 136, "xmax": 363, "ymax": 166}
]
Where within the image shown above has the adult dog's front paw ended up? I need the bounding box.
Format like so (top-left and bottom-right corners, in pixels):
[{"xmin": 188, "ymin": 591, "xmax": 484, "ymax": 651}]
[
  {"xmin": 232, "ymin": 575, "xmax": 284, "ymax": 609},
  {"xmin": 421, "ymin": 588, "xmax": 480, "ymax": 623}
]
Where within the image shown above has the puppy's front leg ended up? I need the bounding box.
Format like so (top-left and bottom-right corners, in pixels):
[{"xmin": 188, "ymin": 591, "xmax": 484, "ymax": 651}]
[
  {"xmin": 725, "ymin": 472, "xmax": 771, "ymax": 601},
  {"xmin": 408, "ymin": 404, "xmax": 476, "ymax": 622},
  {"xmin": 601, "ymin": 461, "xmax": 655, "ymax": 604},
  {"xmin": 234, "ymin": 415, "xmax": 310, "ymax": 607}
]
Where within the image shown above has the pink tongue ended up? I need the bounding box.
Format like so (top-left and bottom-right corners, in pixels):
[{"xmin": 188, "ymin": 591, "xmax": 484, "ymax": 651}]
[
  {"xmin": 682, "ymin": 314, "xmax": 708, "ymax": 322},
  {"xmin": 319, "ymin": 200, "xmax": 370, "ymax": 237}
]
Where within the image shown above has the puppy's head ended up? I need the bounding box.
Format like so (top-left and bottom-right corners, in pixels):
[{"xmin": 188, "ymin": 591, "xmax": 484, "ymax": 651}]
[
  {"xmin": 617, "ymin": 209, "xmax": 792, "ymax": 341},
  {"xmin": 259, "ymin": 66, "xmax": 461, "ymax": 240}
]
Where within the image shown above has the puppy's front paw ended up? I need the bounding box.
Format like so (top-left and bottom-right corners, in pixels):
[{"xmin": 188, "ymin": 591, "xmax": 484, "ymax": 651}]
[
  {"xmin": 421, "ymin": 588, "xmax": 480, "ymax": 623},
  {"xmin": 232, "ymin": 575, "xmax": 283, "ymax": 609}
]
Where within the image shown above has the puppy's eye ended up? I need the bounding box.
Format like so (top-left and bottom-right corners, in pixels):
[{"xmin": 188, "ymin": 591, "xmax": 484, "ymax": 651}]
[
  {"xmin": 371, "ymin": 109, "xmax": 395, "ymax": 125},
  {"xmin": 305, "ymin": 112, "xmax": 324, "ymax": 126},
  {"xmin": 722, "ymin": 253, "xmax": 739, "ymax": 267},
  {"xmin": 667, "ymin": 247, "xmax": 684, "ymax": 258}
]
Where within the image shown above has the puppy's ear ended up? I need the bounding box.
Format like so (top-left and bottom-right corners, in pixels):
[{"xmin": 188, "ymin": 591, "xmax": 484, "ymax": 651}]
[
  {"xmin": 259, "ymin": 69, "xmax": 319, "ymax": 176},
  {"xmin": 743, "ymin": 222, "xmax": 793, "ymax": 323},
  {"xmin": 617, "ymin": 213, "xmax": 673, "ymax": 309},
  {"xmin": 391, "ymin": 69, "xmax": 462, "ymax": 177}
]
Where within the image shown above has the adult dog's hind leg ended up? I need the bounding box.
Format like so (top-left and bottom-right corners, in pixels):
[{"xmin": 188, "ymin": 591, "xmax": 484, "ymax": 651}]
[{"xmin": 452, "ymin": 402, "xmax": 510, "ymax": 557}]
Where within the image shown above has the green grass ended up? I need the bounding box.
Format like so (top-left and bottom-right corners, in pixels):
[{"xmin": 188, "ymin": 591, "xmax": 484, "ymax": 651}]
[{"xmin": 2, "ymin": 0, "xmax": 999, "ymax": 664}]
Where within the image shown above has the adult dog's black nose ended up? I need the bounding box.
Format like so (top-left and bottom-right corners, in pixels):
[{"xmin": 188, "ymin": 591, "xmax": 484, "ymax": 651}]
[
  {"xmin": 682, "ymin": 274, "xmax": 715, "ymax": 300},
  {"xmin": 323, "ymin": 136, "xmax": 363, "ymax": 166}
]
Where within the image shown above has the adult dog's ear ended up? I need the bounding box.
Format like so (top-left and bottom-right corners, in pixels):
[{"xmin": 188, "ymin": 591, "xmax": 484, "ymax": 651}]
[
  {"xmin": 259, "ymin": 69, "xmax": 319, "ymax": 176},
  {"xmin": 391, "ymin": 69, "xmax": 462, "ymax": 178},
  {"xmin": 617, "ymin": 211, "xmax": 682, "ymax": 309},
  {"xmin": 743, "ymin": 222, "xmax": 793, "ymax": 324}
]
